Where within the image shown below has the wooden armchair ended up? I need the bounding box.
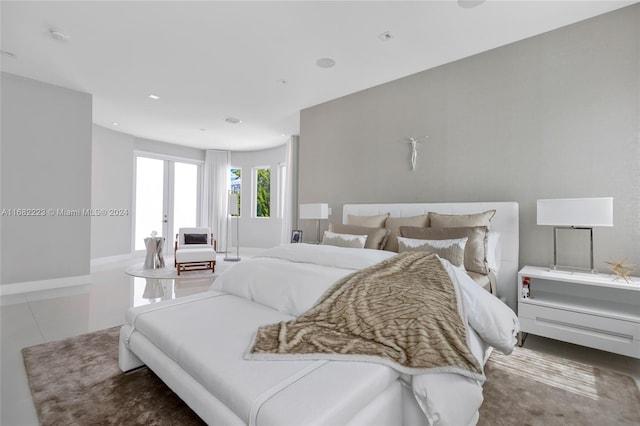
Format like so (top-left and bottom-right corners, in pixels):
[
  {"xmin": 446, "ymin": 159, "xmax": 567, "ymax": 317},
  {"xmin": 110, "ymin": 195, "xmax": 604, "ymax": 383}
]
[{"xmin": 174, "ymin": 227, "xmax": 217, "ymax": 275}]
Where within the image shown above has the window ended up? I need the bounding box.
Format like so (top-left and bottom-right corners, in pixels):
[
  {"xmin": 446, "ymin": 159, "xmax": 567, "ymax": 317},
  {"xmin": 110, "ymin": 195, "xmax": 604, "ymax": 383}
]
[
  {"xmin": 230, "ymin": 168, "xmax": 241, "ymax": 217},
  {"xmin": 254, "ymin": 166, "xmax": 271, "ymax": 218}
]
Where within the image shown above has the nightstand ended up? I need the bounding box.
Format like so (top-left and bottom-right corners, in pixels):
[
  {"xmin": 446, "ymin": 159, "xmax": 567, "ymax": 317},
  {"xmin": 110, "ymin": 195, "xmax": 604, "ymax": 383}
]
[{"xmin": 517, "ymin": 266, "xmax": 640, "ymax": 359}]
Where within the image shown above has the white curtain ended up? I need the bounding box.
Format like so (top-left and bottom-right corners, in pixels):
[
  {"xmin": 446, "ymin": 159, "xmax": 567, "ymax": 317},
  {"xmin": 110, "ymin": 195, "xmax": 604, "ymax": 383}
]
[
  {"xmin": 203, "ymin": 150, "xmax": 231, "ymax": 252},
  {"xmin": 280, "ymin": 136, "xmax": 299, "ymax": 244}
]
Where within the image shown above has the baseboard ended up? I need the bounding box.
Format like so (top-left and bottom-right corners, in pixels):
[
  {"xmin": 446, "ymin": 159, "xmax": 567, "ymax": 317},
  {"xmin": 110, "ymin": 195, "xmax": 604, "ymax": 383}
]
[{"xmin": 0, "ymin": 274, "xmax": 92, "ymax": 296}]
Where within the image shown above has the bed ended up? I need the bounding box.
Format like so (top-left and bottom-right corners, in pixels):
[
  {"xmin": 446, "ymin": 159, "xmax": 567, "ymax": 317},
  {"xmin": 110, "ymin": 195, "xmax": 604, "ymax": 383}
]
[{"xmin": 119, "ymin": 202, "xmax": 520, "ymax": 426}]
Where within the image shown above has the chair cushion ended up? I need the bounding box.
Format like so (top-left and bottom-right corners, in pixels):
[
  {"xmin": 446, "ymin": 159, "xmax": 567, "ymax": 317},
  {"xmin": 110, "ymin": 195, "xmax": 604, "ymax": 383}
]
[
  {"xmin": 178, "ymin": 244, "xmax": 211, "ymax": 250},
  {"xmin": 176, "ymin": 247, "xmax": 216, "ymax": 263}
]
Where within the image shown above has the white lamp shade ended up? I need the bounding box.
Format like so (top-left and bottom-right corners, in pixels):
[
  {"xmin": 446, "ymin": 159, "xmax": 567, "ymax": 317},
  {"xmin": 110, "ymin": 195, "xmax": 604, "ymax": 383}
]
[
  {"xmin": 299, "ymin": 203, "xmax": 329, "ymax": 219},
  {"xmin": 537, "ymin": 197, "xmax": 613, "ymax": 227}
]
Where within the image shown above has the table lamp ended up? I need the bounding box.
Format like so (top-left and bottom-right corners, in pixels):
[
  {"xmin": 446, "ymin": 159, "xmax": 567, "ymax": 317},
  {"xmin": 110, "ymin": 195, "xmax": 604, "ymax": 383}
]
[
  {"xmin": 299, "ymin": 203, "xmax": 329, "ymax": 243},
  {"xmin": 537, "ymin": 197, "xmax": 613, "ymax": 273}
]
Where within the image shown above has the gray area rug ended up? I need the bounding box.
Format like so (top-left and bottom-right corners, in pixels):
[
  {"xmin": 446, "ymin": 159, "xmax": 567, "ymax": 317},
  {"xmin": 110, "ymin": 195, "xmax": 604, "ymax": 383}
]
[
  {"xmin": 478, "ymin": 347, "xmax": 640, "ymax": 426},
  {"xmin": 23, "ymin": 327, "xmax": 640, "ymax": 425},
  {"xmin": 23, "ymin": 327, "xmax": 205, "ymax": 426}
]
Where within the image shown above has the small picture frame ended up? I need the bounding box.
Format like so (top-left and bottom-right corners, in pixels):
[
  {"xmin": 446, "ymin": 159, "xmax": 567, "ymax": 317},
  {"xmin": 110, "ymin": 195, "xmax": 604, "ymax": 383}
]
[{"xmin": 291, "ymin": 230, "xmax": 303, "ymax": 243}]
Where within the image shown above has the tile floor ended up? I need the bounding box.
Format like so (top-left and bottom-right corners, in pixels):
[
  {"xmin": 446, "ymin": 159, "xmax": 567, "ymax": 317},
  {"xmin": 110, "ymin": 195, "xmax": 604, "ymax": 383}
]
[
  {"xmin": 1, "ymin": 253, "xmax": 639, "ymax": 425},
  {"xmin": 0, "ymin": 251, "xmax": 256, "ymax": 426}
]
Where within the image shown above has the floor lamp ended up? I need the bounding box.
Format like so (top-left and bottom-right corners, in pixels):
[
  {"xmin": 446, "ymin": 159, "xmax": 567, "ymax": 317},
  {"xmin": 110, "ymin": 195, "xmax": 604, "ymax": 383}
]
[
  {"xmin": 537, "ymin": 197, "xmax": 613, "ymax": 273},
  {"xmin": 299, "ymin": 203, "xmax": 329, "ymax": 243},
  {"xmin": 224, "ymin": 191, "xmax": 241, "ymax": 262}
]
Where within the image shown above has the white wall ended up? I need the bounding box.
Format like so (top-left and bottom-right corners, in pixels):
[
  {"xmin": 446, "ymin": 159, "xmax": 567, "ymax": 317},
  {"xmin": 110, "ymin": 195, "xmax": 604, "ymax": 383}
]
[
  {"xmin": 299, "ymin": 5, "xmax": 640, "ymax": 273},
  {"xmin": 229, "ymin": 145, "xmax": 287, "ymax": 249},
  {"xmin": 1, "ymin": 73, "xmax": 92, "ymax": 285},
  {"xmin": 92, "ymin": 126, "xmax": 286, "ymax": 257},
  {"xmin": 90, "ymin": 127, "xmax": 206, "ymax": 261},
  {"xmin": 135, "ymin": 137, "xmax": 205, "ymax": 162}
]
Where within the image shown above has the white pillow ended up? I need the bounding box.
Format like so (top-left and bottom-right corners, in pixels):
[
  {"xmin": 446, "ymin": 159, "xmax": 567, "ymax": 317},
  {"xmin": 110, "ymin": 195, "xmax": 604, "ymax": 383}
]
[
  {"xmin": 487, "ymin": 231, "xmax": 501, "ymax": 271},
  {"xmin": 397, "ymin": 236, "xmax": 467, "ymax": 269},
  {"xmin": 443, "ymin": 261, "xmax": 519, "ymax": 354},
  {"xmin": 321, "ymin": 231, "xmax": 367, "ymax": 249}
]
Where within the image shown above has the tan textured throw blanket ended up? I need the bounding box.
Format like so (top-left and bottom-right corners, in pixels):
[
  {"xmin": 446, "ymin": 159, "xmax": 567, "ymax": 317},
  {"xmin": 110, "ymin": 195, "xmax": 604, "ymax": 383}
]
[{"xmin": 248, "ymin": 252, "xmax": 484, "ymax": 380}]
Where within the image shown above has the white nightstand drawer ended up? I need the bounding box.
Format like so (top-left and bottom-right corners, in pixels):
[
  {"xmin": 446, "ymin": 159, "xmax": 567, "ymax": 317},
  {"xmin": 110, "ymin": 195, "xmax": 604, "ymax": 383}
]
[{"xmin": 519, "ymin": 303, "xmax": 640, "ymax": 358}]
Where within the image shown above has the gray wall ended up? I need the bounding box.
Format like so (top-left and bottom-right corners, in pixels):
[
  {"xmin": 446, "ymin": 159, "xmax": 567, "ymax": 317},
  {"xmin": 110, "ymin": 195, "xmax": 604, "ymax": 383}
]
[
  {"xmin": 299, "ymin": 5, "xmax": 640, "ymax": 273},
  {"xmin": 1, "ymin": 73, "xmax": 92, "ymax": 284},
  {"xmin": 230, "ymin": 145, "xmax": 287, "ymax": 248},
  {"xmin": 91, "ymin": 125, "xmax": 134, "ymax": 259}
]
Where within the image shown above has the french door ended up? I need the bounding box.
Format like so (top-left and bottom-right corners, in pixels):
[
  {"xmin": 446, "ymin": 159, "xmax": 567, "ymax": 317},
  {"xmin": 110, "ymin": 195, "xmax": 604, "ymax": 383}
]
[{"xmin": 134, "ymin": 154, "xmax": 202, "ymax": 253}]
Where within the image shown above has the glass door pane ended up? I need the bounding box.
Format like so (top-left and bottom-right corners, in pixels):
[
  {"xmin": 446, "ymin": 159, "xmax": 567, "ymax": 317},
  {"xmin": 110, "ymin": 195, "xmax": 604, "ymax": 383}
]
[
  {"xmin": 172, "ymin": 162, "xmax": 199, "ymax": 240},
  {"xmin": 134, "ymin": 157, "xmax": 166, "ymax": 251}
]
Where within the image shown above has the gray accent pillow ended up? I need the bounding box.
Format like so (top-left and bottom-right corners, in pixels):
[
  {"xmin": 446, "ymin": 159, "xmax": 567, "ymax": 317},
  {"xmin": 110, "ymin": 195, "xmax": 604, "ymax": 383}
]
[
  {"xmin": 347, "ymin": 213, "xmax": 390, "ymax": 228},
  {"xmin": 329, "ymin": 223, "xmax": 390, "ymax": 250},
  {"xmin": 400, "ymin": 226, "xmax": 490, "ymax": 275},
  {"xmin": 429, "ymin": 210, "xmax": 496, "ymax": 229},
  {"xmin": 397, "ymin": 236, "xmax": 467, "ymax": 268},
  {"xmin": 321, "ymin": 231, "xmax": 367, "ymax": 249},
  {"xmin": 383, "ymin": 214, "xmax": 429, "ymax": 252}
]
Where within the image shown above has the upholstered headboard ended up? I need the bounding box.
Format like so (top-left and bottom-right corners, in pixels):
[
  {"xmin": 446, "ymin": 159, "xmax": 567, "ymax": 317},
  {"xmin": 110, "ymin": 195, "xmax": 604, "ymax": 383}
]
[{"xmin": 342, "ymin": 202, "xmax": 519, "ymax": 310}]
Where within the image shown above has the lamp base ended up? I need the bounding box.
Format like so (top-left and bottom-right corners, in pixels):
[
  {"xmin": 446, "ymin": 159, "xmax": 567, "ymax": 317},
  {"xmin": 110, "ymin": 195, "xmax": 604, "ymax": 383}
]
[
  {"xmin": 315, "ymin": 220, "xmax": 322, "ymax": 244},
  {"xmin": 548, "ymin": 264, "xmax": 598, "ymax": 274},
  {"xmin": 551, "ymin": 226, "xmax": 597, "ymax": 275},
  {"xmin": 224, "ymin": 257, "xmax": 241, "ymax": 262}
]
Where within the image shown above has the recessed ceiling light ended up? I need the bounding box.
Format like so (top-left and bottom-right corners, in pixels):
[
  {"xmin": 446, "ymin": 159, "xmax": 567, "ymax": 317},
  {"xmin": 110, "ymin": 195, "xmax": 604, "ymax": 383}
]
[
  {"xmin": 225, "ymin": 117, "xmax": 242, "ymax": 124},
  {"xmin": 112, "ymin": 122, "xmax": 119, "ymax": 126},
  {"xmin": 1, "ymin": 50, "xmax": 17, "ymax": 59},
  {"xmin": 148, "ymin": 94, "xmax": 160, "ymax": 100},
  {"xmin": 316, "ymin": 58, "xmax": 336, "ymax": 69},
  {"xmin": 458, "ymin": 0, "xmax": 486, "ymax": 8},
  {"xmin": 378, "ymin": 31, "xmax": 393, "ymax": 42},
  {"xmin": 49, "ymin": 29, "xmax": 70, "ymax": 41}
]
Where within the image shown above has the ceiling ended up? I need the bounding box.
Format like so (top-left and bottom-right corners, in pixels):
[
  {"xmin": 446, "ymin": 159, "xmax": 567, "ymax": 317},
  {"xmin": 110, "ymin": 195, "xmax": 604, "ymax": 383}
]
[{"xmin": 1, "ymin": 1, "xmax": 636, "ymax": 151}]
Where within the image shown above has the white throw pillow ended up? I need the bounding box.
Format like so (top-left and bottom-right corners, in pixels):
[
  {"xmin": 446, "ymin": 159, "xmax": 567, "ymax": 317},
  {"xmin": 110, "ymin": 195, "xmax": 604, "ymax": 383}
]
[
  {"xmin": 397, "ymin": 236, "xmax": 467, "ymax": 269},
  {"xmin": 487, "ymin": 231, "xmax": 501, "ymax": 271},
  {"xmin": 321, "ymin": 231, "xmax": 367, "ymax": 249}
]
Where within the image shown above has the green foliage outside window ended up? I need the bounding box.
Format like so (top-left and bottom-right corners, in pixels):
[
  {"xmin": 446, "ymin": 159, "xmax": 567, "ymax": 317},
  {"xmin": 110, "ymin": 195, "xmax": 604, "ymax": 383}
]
[
  {"xmin": 230, "ymin": 168, "xmax": 241, "ymax": 217},
  {"xmin": 256, "ymin": 168, "xmax": 270, "ymax": 217}
]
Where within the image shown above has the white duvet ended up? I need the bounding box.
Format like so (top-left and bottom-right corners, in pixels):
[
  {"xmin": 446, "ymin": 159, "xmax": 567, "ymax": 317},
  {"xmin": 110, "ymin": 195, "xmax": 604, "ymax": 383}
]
[
  {"xmin": 211, "ymin": 243, "xmax": 520, "ymax": 426},
  {"xmin": 212, "ymin": 243, "xmax": 395, "ymax": 317}
]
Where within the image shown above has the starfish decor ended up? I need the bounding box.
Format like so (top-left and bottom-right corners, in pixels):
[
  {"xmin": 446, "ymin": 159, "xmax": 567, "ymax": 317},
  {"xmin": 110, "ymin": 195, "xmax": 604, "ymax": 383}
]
[{"xmin": 604, "ymin": 259, "xmax": 635, "ymax": 283}]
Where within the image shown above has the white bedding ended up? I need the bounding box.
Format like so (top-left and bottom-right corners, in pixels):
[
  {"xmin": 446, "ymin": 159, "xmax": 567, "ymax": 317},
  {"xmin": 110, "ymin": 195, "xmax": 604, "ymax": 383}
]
[
  {"xmin": 211, "ymin": 244, "xmax": 395, "ymax": 317},
  {"xmin": 122, "ymin": 243, "xmax": 519, "ymax": 426},
  {"xmin": 212, "ymin": 244, "xmax": 518, "ymax": 354},
  {"xmin": 124, "ymin": 291, "xmax": 399, "ymax": 425}
]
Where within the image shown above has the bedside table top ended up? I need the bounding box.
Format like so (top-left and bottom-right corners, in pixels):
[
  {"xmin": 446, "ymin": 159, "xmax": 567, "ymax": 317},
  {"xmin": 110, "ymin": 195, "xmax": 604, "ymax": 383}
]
[{"xmin": 519, "ymin": 265, "xmax": 640, "ymax": 291}]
